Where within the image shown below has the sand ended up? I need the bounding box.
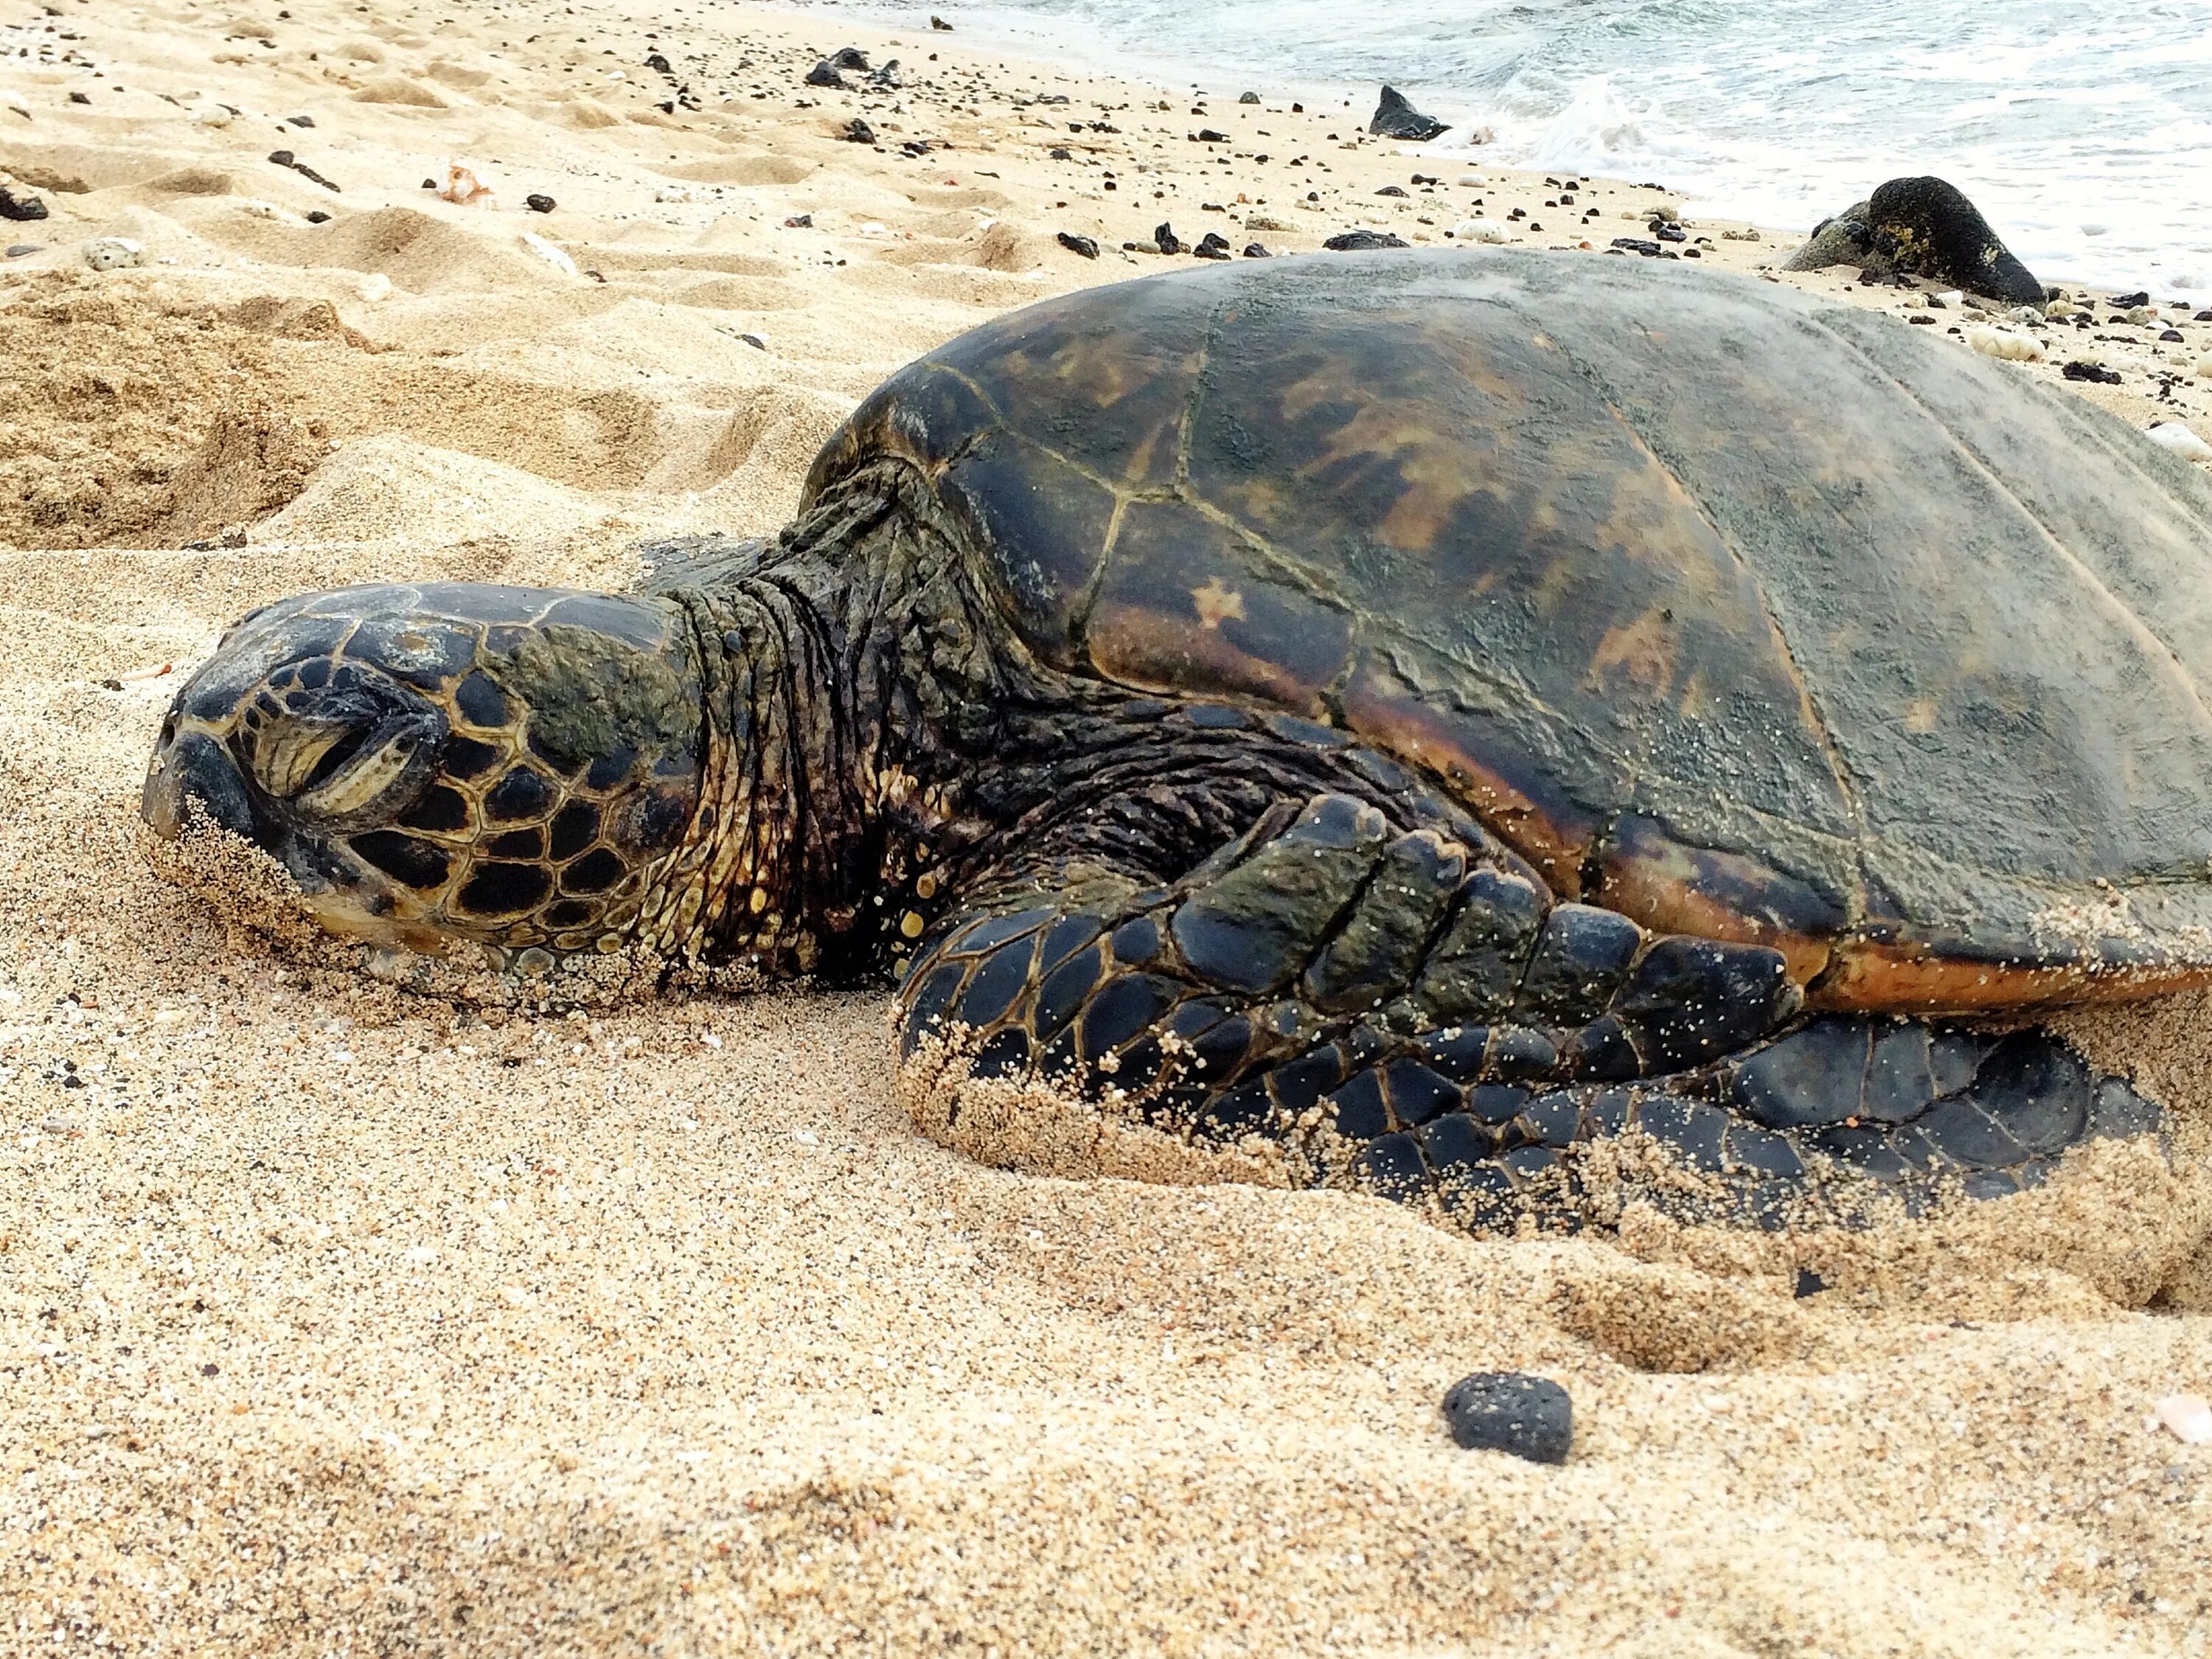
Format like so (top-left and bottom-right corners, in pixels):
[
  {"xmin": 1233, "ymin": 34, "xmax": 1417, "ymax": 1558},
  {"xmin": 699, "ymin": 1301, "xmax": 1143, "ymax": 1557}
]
[{"xmin": 3, "ymin": 1, "xmax": 2210, "ymax": 1652}]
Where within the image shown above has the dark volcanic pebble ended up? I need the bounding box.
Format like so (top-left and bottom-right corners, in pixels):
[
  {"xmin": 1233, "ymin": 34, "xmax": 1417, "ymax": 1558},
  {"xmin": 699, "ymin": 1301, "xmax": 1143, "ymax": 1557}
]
[
  {"xmin": 2108, "ymin": 290, "xmax": 2150, "ymax": 307},
  {"xmin": 645, "ymin": 52, "xmax": 673, "ymax": 74},
  {"xmin": 831, "ymin": 46, "xmax": 870, "ymax": 70},
  {"xmin": 1369, "ymin": 85, "xmax": 1447, "ymax": 143},
  {"xmin": 1196, "ymin": 128, "xmax": 1228, "ymax": 143},
  {"xmin": 1239, "ymin": 91, "xmax": 1260, "ymax": 104},
  {"xmin": 1154, "ymin": 221, "xmax": 1183, "ymax": 254},
  {"xmin": 1441, "ymin": 1372, "xmax": 1572, "ymax": 1464},
  {"xmin": 845, "ymin": 119, "xmax": 876, "ymax": 145},
  {"xmin": 305, "ymin": 209, "xmax": 331, "ymax": 224},
  {"xmin": 268, "ymin": 149, "xmax": 296, "ymax": 167},
  {"xmin": 288, "ymin": 114, "xmax": 315, "ymax": 128},
  {"xmin": 526, "ymin": 193, "xmax": 556, "ymax": 213},
  {"xmin": 1193, "ymin": 230, "xmax": 1231, "ymax": 260},
  {"xmin": 804, "ymin": 59, "xmax": 845, "ymax": 88},
  {"xmin": 1793, "ymin": 1267, "xmax": 1827, "ymax": 1298},
  {"xmin": 2064, "ymin": 361, "xmax": 2123, "ymax": 384},
  {"xmin": 1323, "ymin": 229, "xmax": 1409, "ymax": 251},
  {"xmin": 1611, "ymin": 237, "xmax": 1663, "ymax": 257},
  {"xmin": 0, "ymin": 186, "xmax": 48, "ymax": 221},
  {"xmin": 1048, "ymin": 147, "xmax": 1073, "ymax": 160},
  {"xmin": 1242, "ymin": 242, "xmax": 1272, "ymax": 257},
  {"xmin": 1056, "ymin": 231, "xmax": 1099, "ymax": 259}
]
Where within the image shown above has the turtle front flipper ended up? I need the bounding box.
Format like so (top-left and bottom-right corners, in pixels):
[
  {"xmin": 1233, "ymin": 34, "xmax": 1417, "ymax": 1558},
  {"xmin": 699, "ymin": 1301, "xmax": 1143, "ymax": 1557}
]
[{"xmin": 895, "ymin": 793, "xmax": 2165, "ymax": 1232}]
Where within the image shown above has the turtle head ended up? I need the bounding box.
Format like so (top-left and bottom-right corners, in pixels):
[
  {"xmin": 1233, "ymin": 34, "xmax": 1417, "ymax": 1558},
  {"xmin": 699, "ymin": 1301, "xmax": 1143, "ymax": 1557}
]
[{"xmin": 142, "ymin": 582, "xmax": 708, "ymax": 966}]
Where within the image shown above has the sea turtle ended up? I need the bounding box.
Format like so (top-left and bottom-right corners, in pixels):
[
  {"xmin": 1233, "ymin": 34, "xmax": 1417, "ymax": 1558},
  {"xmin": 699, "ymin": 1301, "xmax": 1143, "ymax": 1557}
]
[{"xmin": 142, "ymin": 250, "xmax": 2212, "ymax": 1230}]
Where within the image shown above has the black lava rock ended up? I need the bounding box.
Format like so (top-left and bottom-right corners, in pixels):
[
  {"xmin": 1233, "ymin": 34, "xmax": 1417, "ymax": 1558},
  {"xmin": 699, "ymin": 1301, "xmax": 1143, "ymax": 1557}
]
[
  {"xmin": 422, "ymin": 178, "xmax": 438, "ymax": 189},
  {"xmin": 1196, "ymin": 128, "xmax": 1228, "ymax": 143},
  {"xmin": 2108, "ymin": 290, "xmax": 2150, "ymax": 307},
  {"xmin": 1242, "ymin": 241, "xmax": 1272, "ymax": 257},
  {"xmin": 268, "ymin": 149, "xmax": 296, "ymax": 168},
  {"xmin": 804, "ymin": 59, "xmax": 846, "ymax": 88},
  {"xmin": 1369, "ymin": 86, "xmax": 1447, "ymax": 143},
  {"xmin": 1787, "ymin": 176, "xmax": 2040, "ymax": 304},
  {"xmin": 871, "ymin": 60, "xmax": 902, "ymax": 88},
  {"xmin": 1048, "ymin": 147, "xmax": 1073, "ymax": 160},
  {"xmin": 293, "ymin": 161, "xmax": 340, "ymax": 192},
  {"xmin": 1323, "ymin": 229, "xmax": 1409, "ymax": 251},
  {"xmin": 1375, "ymin": 184, "xmax": 1408, "ymax": 197},
  {"xmin": 1239, "ymin": 91, "xmax": 1260, "ymax": 105},
  {"xmin": 645, "ymin": 52, "xmax": 673, "ymax": 75},
  {"xmin": 931, "ymin": 13, "xmax": 953, "ymax": 29},
  {"xmin": 0, "ymin": 186, "xmax": 48, "ymax": 222},
  {"xmin": 1654, "ymin": 223, "xmax": 1687, "ymax": 242},
  {"xmin": 1611, "ymin": 237, "xmax": 1663, "ymax": 257},
  {"xmin": 1154, "ymin": 221, "xmax": 1183, "ymax": 254},
  {"xmin": 830, "ymin": 46, "xmax": 870, "ymax": 70},
  {"xmin": 1441, "ymin": 1372, "xmax": 1572, "ymax": 1464},
  {"xmin": 2064, "ymin": 361, "xmax": 2123, "ymax": 384},
  {"xmin": 526, "ymin": 193, "xmax": 557, "ymax": 213},
  {"xmin": 69, "ymin": 91, "xmax": 90, "ymax": 105},
  {"xmin": 305, "ymin": 209, "xmax": 332, "ymax": 224},
  {"xmin": 1056, "ymin": 231, "xmax": 1099, "ymax": 259},
  {"xmin": 845, "ymin": 118, "xmax": 876, "ymax": 145},
  {"xmin": 1193, "ymin": 231, "xmax": 1231, "ymax": 260},
  {"xmin": 1793, "ymin": 1267, "xmax": 1827, "ymax": 1298}
]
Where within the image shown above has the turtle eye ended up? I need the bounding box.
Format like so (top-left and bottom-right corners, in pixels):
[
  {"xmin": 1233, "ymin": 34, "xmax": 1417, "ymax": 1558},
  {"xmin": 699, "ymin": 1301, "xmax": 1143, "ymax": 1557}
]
[{"xmin": 240, "ymin": 669, "xmax": 448, "ymax": 825}]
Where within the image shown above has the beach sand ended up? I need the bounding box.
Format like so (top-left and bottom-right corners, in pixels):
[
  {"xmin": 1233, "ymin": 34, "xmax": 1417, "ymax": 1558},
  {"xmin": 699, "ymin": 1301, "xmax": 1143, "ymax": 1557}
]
[{"xmin": 3, "ymin": 1, "xmax": 2211, "ymax": 1652}]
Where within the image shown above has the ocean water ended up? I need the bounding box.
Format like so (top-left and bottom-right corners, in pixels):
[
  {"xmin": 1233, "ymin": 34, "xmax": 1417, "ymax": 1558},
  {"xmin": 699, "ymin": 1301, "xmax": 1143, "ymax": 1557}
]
[{"xmin": 786, "ymin": 0, "xmax": 2212, "ymax": 293}]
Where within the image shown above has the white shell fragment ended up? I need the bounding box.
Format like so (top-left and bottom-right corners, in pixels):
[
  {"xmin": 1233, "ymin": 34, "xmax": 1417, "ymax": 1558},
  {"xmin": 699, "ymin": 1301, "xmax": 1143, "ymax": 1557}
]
[
  {"xmin": 519, "ymin": 230, "xmax": 578, "ymax": 277},
  {"xmin": 2154, "ymin": 1394, "xmax": 2212, "ymax": 1444},
  {"xmin": 82, "ymin": 237, "xmax": 147, "ymax": 271},
  {"xmin": 358, "ymin": 272, "xmax": 393, "ymax": 302},
  {"xmin": 2145, "ymin": 422, "xmax": 2212, "ymax": 463},
  {"xmin": 1451, "ymin": 218, "xmax": 1509, "ymax": 244},
  {"xmin": 1965, "ymin": 324, "xmax": 2043, "ymax": 363}
]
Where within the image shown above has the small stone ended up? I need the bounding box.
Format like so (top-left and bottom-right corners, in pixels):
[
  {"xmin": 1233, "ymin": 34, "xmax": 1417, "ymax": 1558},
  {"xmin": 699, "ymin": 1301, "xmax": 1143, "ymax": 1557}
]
[
  {"xmin": 1610, "ymin": 237, "xmax": 1663, "ymax": 257},
  {"xmin": 931, "ymin": 13, "xmax": 953, "ymax": 29},
  {"xmin": 82, "ymin": 236, "xmax": 146, "ymax": 271},
  {"xmin": 4, "ymin": 243, "xmax": 39, "ymax": 258},
  {"xmin": 1055, "ymin": 231, "xmax": 1099, "ymax": 259},
  {"xmin": 526, "ymin": 192, "xmax": 556, "ymax": 213},
  {"xmin": 1193, "ymin": 230, "xmax": 1231, "ymax": 260},
  {"xmin": 1369, "ymin": 86, "xmax": 1447, "ymax": 143},
  {"xmin": 268, "ymin": 148, "xmax": 296, "ymax": 168},
  {"xmin": 1323, "ymin": 229, "xmax": 1408, "ymax": 251},
  {"xmin": 2107, "ymin": 289, "xmax": 2151, "ymax": 308},
  {"xmin": 359, "ymin": 272, "xmax": 392, "ymax": 302},
  {"xmin": 2154, "ymin": 1395, "xmax": 2212, "ymax": 1444},
  {"xmin": 739, "ymin": 333, "xmax": 766, "ymax": 350},
  {"xmin": 804, "ymin": 59, "xmax": 846, "ymax": 89},
  {"xmin": 1242, "ymin": 242, "xmax": 1272, "ymax": 258},
  {"xmin": 2146, "ymin": 422, "xmax": 2212, "ymax": 463},
  {"xmin": 519, "ymin": 229, "xmax": 577, "ymax": 277},
  {"xmin": 644, "ymin": 52, "xmax": 674, "ymax": 75},
  {"xmin": 1450, "ymin": 218, "xmax": 1508, "ymax": 244},
  {"xmin": 422, "ymin": 178, "xmax": 438, "ymax": 190},
  {"xmin": 845, "ymin": 118, "xmax": 876, "ymax": 145},
  {"xmin": 1793, "ymin": 1267, "xmax": 1827, "ymax": 1298},
  {"xmin": 2063, "ymin": 361, "xmax": 2123, "ymax": 384},
  {"xmin": 41, "ymin": 1116, "xmax": 78, "ymax": 1134},
  {"xmin": 1245, "ymin": 215, "xmax": 1293, "ymax": 232},
  {"xmin": 2160, "ymin": 329, "xmax": 2185, "ymax": 343},
  {"xmin": 1375, "ymin": 184, "xmax": 1408, "ymax": 198},
  {"xmin": 1153, "ymin": 221, "xmax": 1183, "ymax": 254},
  {"xmin": 288, "ymin": 114, "xmax": 316, "ymax": 128},
  {"xmin": 0, "ymin": 185, "xmax": 48, "ymax": 221},
  {"xmin": 831, "ymin": 46, "xmax": 870, "ymax": 70},
  {"xmin": 1048, "ymin": 147, "xmax": 1072, "ymax": 161},
  {"xmin": 1441, "ymin": 1371, "xmax": 1572, "ymax": 1464},
  {"xmin": 783, "ymin": 213, "xmax": 812, "ymax": 229},
  {"xmin": 1239, "ymin": 91, "xmax": 1260, "ymax": 105},
  {"xmin": 195, "ymin": 105, "xmax": 233, "ymax": 128},
  {"xmin": 1966, "ymin": 324, "xmax": 2042, "ymax": 363},
  {"xmin": 69, "ymin": 91, "xmax": 91, "ymax": 105}
]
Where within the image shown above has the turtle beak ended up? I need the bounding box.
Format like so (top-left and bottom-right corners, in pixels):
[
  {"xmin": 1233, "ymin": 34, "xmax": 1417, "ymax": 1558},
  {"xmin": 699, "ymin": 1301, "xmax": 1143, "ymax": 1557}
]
[{"xmin": 142, "ymin": 725, "xmax": 265, "ymax": 846}]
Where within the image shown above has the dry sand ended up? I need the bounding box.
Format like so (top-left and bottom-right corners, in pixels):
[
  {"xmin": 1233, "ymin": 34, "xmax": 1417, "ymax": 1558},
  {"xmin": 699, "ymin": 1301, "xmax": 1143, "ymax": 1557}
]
[{"xmin": 3, "ymin": 1, "xmax": 2211, "ymax": 1652}]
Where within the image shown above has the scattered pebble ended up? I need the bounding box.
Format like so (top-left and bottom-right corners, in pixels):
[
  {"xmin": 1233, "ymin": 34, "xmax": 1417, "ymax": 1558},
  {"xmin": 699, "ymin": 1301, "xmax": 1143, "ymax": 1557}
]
[
  {"xmin": 520, "ymin": 229, "xmax": 578, "ymax": 277},
  {"xmin": 1441, "ymin": 1372, "xmax": 1573, "ymax": 1464},
  {"xmin": 526, "ymin": 192, "xmax": 556, "ymax": 213},
  {"xmin": 0, "ymin": 184, "xmax": 49, "ymax": 222},
  {"xmin": 1323, "ymin": 229, "xmax": 1409, "ymax": 251},
  {"xmin": 2063, "ymin": 361, "xmax": 2123, "ymax": 384},
  {"xmin": 2154, "ymin": 1395, "xmax": 2212, "ymax": 1444},
  {"xmin": 194, "ymin": 105, "xmax": 232, "ymax": 128},
  {"xmin": 2145, "ymin": 422, "xmax": 2212, "ymax": 463},
  {"xmin": 1055, "ymin": 230, "xmax": 1099, "ymax": 259},
  {"xmin": 81, "ymin": 237, "xmax": 146, "ymax": 271},
  {"xmin": 1966, "ymin": 324, "xmax": 2043, "ymax": 363},
  {"xmin": 1451, "ymin": 218, "xmax": 1509, "ymax": 244},
  {"xmin": 4, "ymin": 243, "xmax": 39, "ymax": 259},
  {"xmin": 1369, "ymin": 85, "xmax": 1447, "ymax": 143}
]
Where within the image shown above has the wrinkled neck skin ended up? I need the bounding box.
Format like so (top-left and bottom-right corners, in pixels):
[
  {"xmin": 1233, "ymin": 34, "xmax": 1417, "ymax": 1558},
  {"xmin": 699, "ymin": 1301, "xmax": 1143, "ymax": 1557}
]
[{"xmin": 658, "ymin": 461, "xmax": 1484, "ymax": 983}]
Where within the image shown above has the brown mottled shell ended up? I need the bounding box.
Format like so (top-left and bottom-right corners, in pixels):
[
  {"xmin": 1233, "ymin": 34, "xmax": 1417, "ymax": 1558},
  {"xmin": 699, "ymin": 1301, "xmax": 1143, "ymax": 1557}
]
[{"xmin": 801, "ymin": 251, "xmax": 2212, "ymax": 1012}]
